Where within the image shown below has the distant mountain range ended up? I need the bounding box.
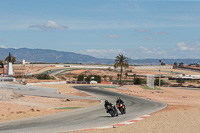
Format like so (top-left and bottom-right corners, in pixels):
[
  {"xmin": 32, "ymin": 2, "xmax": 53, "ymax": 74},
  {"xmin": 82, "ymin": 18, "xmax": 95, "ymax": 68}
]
[
  {"xmin": 0, "ymin": 48, "xmax": 113, "ymax": 64},
  {"xmin": 0, "ymin": 48, "xmax": 200, "ymax": 65}
]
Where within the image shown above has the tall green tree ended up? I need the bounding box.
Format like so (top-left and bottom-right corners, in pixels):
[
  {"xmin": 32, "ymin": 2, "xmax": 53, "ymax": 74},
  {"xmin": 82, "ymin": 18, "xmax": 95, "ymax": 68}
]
[{"xmin": 114, "ymin": 54, "xmax": 129, "ymax": 86}]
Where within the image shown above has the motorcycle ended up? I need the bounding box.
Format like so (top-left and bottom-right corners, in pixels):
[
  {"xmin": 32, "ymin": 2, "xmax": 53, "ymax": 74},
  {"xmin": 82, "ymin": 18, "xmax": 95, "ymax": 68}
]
[
  {"xmin": 116, "ymin": 103, "xmax": 126, "ymax": 114},
  {"xmin": 106, "ymin": 104, "xmax": 118, "ymax": 117}
]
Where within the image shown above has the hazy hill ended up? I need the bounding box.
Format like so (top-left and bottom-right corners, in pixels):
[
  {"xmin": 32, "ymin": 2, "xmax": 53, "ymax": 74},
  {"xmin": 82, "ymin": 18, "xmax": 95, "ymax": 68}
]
[
  {"xmin": 0, "ymin": 48, "xmax": 113, "ymax": 64},
  {"xmin": 0, "ymin": 48, "xmax": 200, "ymax": 65}
]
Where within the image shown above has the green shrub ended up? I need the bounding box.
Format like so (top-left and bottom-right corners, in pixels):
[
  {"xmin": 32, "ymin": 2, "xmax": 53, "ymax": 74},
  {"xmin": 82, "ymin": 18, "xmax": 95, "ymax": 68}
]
[
  {"xmin": 133, "ymin": 77, "xmax": 146, "ymax": 85},
  {"xmin": 86, "ymin": 75, "xmax": 101, "ymax": 83},
  {"xmin": 77, "ymin": 74, "xmax": 85, "ymax": 81},
  {"xmin": 176, "ymin": 78, "xmax": 185, "ymax": 85},
  {"xmin": 154, "ymin": 78, "xmax": 169, "ymax": 86},
  {"xmin": 187, "ymin": 84, "xmax": 196, "ymax": 88},
  {"xmin": 36, "ymin": 74, "xmax": 55, "ymax": 80},
  {"xmin": 77, "ymin": 74, "xmax": 101, "ymax": 83},
  {"xmin": 171, "ymin": 84, "xmax": 182, "ymax": 87}
]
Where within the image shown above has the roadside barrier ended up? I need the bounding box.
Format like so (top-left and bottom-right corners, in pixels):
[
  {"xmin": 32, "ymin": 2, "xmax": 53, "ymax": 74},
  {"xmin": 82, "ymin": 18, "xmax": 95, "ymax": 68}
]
[
  {"xmin": 162, "ymin": 85, "xmax": 200, "ymax": 88},
  {"xmin": 26, "ymin": 81, "xmax": 66, "ymax": 86},
  {"xmin": 66, "ymin": 81, "xmax": 89, "ymax": 84},
  {"xmin": 66, "ymin": 81, "xmax": 139, "ymax": 86},
  {"xmin": 101, "ymin": 81, "xmax": 112, "ymax": 84},
  {"xmin": 66, "ymin": 81, "xmax": 200, "ymax": 89}
]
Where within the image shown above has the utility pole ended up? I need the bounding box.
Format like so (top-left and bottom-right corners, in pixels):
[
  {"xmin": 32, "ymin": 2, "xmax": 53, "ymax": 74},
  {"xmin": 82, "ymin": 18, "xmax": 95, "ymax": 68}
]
[
  {"xmin": 3, "ymin": 64, "xmax": 4, "ymax": 77},
  {"xmin": 32, "ymin": 54, "xmax": 34, "ymax": 67},
  {"xmin": 159, "ymin": 60, "xmax": 162, "ymax": 90}
]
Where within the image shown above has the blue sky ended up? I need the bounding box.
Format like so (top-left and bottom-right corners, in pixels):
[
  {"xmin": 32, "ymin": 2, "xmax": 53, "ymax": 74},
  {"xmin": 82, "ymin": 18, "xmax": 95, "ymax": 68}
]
[{"xmin": 0, "ymin": 0, "xmax": 200, "ymax": 59}]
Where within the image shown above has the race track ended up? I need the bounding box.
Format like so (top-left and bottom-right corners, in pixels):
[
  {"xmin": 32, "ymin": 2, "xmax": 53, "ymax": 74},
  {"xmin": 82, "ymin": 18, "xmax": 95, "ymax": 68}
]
[{"xmin": 0, "ymin": 85, "xmax": 167, "ymax": 133}]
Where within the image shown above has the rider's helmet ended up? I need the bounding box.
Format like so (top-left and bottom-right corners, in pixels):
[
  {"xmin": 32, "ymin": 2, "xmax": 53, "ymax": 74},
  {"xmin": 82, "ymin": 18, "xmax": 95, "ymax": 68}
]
[
  {"xmin": 105, "ymin": 100, "xmax": 108, "ymax": 104},
  {"xmin": 117, "ymin": 97, "xmax": 121, "ymax": 100}
]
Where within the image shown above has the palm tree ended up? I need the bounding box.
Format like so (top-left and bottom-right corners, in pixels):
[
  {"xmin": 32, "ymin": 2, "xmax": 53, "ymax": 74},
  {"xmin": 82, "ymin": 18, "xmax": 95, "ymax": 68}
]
[
  {"xmin": 114, "ymin": 54, "xmax": 129, "ymax": 86},
  {"xmin": 5, "ymin": 54, "xmax": 16, "ymax": 63}
]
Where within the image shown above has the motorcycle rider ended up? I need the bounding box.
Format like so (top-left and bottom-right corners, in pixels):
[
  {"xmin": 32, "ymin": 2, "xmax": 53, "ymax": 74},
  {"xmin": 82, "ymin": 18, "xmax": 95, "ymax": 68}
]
[
  {"xmin": 104, "ymin": 100, "xmax": 118, "ymax": 114},
  {"xmin": 116, "ymin": 97, "xmax": 126, "ymax": 114},
  {"xmin": 116, "ymin": 97, "xmax": 124, "ymax": 105}
]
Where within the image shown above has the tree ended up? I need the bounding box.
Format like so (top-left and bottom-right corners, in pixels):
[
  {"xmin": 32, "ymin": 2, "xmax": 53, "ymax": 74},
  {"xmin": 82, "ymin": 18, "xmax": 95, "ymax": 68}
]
[
  {"xmin": 114, "ymin": 54, "xmax": 129, "ymax": 86},
  {"xmin": 77, "ymin": 74, "xmax": 85, "ymax": 81},
  {"xmin": 179, "ymin": 62, "xmax": 184, "ymax": 67},
  {"xmin": 109, "ymin": 76, "xmax": 113, "ymax": 81},
  {"xmin": 85, "ymin": 75, "xmax": 101, "ymax": 83},
  {"xmin": 176, "ymin": 78, "xmax": 185, "ymax": 85},
  {"xmin": 161, "ymin": 62, "xmax": 166, "ymax": 65},
  {"xmin": 5, "ymin": 54, "xmax": 16, "ymax": 63},
  {"xmin": 154, "ymin": 77, "xmax": 166, "ymax": 86},
  {"xmin": 173, "ymin": 62, "xmax": 178, "ymax": 69},
  {"xmin": 125, "ymin": 72, "xmax": 128, "ymax": 78},
  {"xmin": 133, "ymin": 77, "xmax": 142, "ymax": 85},
  {"xmin": 103, "ymin": 75, "xmax": 107, "ymax": 81},
  {"xmin": 174, "ymin": 62, "xmax": 178, "ymax": 66}
]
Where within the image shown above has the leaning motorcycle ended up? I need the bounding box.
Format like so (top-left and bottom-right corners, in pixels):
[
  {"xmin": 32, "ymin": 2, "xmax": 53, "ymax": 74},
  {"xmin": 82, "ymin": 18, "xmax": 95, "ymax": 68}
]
[
  {"xmin": 106, "ymin": 105, "xmax": 118, "ymax": 117},
  {"xmin": 116, "ymin": 103, "xmax": 126, "ymax": 114}
]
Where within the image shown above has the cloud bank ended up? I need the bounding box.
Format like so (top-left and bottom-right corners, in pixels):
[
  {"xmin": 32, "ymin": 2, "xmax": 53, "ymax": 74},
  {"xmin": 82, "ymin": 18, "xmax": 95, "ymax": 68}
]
[
  {"xmin": 106, "ymin": 34, "xmax": 120, "ymax": 38},
  {"xmin": 29, "ymin": 20, "xmax": 68, "ymax": 31}
]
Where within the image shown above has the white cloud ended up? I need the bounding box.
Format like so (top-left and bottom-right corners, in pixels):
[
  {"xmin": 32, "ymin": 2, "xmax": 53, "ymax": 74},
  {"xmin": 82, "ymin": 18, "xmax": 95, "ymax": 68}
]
[
  {"xmin": 77, "ymin": 42, "xmax": 200, "ymax": 59},
  {"xmin": 78, "ymin": 47, "xmax": 168, "ymax": 59},
  {"xmin": 144, "ymin": 37, "xmax": 156, "ymax": 41},
  {"xmin": 176, "ymin": 42, "xmax": 196, "ymax": 51},
  {"xmin": 106, "ymin": 34, "xmax": 120, "ymax": 38},
  {"xmin": 134, "ymin": 29, "xmax": 150, "ymax": 32},
  {"xmin": 79, "ymin": 49, "xmax": 125, "ymax": 59},
  {"xmin": 2, "ymin": 18, "xmax": 200, "ymax": 31},
  {"xmin": 139, "ymin": 46, "xmax": 164, "ymax": 55},
  {"xmin": 0, "ymin": 45, "xmax": 6, "ymax": 48},
  {"xmin": 150, "ymin": 32, "xmax": 168, "ymax": 35},
  {"xmin": 29, "ymin": 20, "xmax": 68, "ymax": 31}
]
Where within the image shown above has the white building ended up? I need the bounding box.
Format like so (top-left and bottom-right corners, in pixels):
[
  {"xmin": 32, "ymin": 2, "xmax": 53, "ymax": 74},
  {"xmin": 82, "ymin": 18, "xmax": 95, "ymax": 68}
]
[{"xmin": 22, "ymin": 59, "xmax": 30, "ymax": 65}]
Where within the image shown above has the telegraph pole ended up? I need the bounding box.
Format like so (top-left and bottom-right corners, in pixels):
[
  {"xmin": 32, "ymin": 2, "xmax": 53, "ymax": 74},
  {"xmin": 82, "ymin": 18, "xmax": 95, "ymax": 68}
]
[{"xmin": 159, "ymin": 60, "xmax": 162, "ymax": 90}]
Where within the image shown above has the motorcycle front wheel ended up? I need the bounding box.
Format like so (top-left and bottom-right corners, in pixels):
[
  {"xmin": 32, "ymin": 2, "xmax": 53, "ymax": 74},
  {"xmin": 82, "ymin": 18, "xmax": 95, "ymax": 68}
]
[{"xmin": 109, "ymin": 110, "xmax": 115, "ymax": 117}]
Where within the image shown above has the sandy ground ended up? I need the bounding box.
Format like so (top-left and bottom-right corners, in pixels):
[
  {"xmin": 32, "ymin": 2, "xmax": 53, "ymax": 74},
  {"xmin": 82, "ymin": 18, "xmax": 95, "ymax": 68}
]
[
  {"xmin": 70, "ymin": 85, "xmax": 200, "ymax": 133},
  {"xmin": 64, "ymin": 69, "xmax": 88, "ymax": 75},
  {"xmin": 1, "ymin": 65, "xmax": 200, "ymax": 132},
  {"xmin": 0, "ymin": 84, "xmax": 99, "ymax": 122},
  {"xmin": 35, "ymin": 84, "xmax": 93, "ymax": 97},
  {"xmin": 135, "ymin": 68, "xmax": 200, "ymax": 76},
  {"xmin": 13, "ymin": 66, "xmax": 44, "ymax": 74}
]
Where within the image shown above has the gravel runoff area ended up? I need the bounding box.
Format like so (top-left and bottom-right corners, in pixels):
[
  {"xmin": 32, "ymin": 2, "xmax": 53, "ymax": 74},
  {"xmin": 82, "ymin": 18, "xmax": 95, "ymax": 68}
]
[
  {"xmin": 70, "ymin": 85, "xmax": 200, "ymax": 133},
  {"xmin": 0, "ymin": 83, "xmax": 100, "ymax": 122}
]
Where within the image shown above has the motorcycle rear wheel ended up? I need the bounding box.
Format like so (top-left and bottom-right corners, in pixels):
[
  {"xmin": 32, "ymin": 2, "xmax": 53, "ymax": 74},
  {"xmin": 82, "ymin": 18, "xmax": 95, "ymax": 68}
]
[{"xmin": 119, "ymin": 108, "xmax": 125, "ymax": 114}]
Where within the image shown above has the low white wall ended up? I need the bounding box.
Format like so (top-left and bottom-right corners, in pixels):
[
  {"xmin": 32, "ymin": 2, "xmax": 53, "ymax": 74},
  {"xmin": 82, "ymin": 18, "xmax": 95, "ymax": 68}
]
[
  {"xmin": 132, "ymin": 65, "xmax": 173, "ymax": 69},
  {"xmin": 26, "ymin": 81, "xmax": 66, "ymax": 86}
]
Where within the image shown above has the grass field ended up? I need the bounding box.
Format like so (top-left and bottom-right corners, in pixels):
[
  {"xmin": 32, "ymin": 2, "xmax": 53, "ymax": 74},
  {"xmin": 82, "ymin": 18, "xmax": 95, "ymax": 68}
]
[{"xmin": 141, "ymin": 85, "xmax": 161, "ymax": 90}]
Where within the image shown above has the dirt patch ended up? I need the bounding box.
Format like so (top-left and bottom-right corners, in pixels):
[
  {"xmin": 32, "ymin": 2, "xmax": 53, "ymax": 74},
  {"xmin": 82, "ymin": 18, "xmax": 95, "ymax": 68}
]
[
  {"xmin": 34, "ymin": 84, "xmax": 92, "ymax": 97},
  {"xmin": 0, "ymin": 84, "xmax": 99, "ymax": 122},
  {"xmin": 66, "ymin": 69, "xmax": 87, "ymax": 74}
]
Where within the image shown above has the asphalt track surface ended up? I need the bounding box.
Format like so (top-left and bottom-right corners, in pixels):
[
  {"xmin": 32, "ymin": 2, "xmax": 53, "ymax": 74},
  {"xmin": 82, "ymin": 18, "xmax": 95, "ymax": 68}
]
[
  {"xmin": 44, "ymin": 68, "xmax": 73, "ymax": 76},
  {"xmin": 0, "ymin": 86, "xmax": 167, "ymax": 133}
]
